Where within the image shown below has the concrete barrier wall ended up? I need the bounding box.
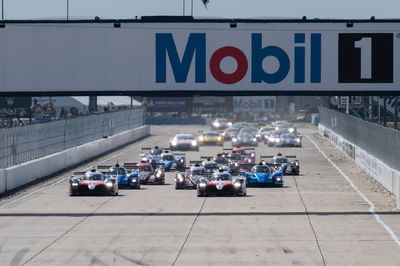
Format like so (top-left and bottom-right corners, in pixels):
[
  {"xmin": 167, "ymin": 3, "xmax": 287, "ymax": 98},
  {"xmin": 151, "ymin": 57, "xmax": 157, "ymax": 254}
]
[
  {"xmin": 319, "ymin": 124, "xmax": 400, "ymax": 204},
  {"xmin": 0, "ymin": 169, "xmax": 6, "ymax": 194},
  {"xmin": 2, "ymin": 125, "xmax": 150, "ymax": 193}
]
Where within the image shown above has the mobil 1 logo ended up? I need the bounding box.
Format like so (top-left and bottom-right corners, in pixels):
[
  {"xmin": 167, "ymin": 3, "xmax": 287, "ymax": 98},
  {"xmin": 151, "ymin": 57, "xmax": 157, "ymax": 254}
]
[{"xmin": 338, "ymin": 33, "xmax": 393, "ymax": 83}]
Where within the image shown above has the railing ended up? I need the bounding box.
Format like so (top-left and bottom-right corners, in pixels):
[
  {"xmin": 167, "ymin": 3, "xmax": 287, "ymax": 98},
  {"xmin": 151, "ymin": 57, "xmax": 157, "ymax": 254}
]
[
  {"xmin": 0, "ymin": 107, "xmax": 145, "ymax": 169},
  {"xmin": 319, "ymin": 107, "xmax": 400, "ymax": 172}
]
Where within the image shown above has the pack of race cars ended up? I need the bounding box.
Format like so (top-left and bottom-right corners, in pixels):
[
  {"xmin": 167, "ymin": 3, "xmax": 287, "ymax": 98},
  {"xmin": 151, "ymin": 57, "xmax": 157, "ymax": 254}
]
[{"xmin": 68, "ymin": 119, "xmax": 302, "ymax": 197}]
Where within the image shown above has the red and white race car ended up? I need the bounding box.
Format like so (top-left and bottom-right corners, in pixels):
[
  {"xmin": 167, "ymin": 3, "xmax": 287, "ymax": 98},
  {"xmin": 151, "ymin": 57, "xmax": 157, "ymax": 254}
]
[
  {"xmin": 197, "ymin": 169, "xmax": 246, "ymax": 197},
  {"xmin": 124, "ymin": 162, "xmax": 165, "ymax": 185},
  {"xmin": 175, "ymin": 164, "xmax": 210, "ymax": 189},
  {"xmin": 69, "ymin": 170, "xmax": 118, "ymax": 196}
]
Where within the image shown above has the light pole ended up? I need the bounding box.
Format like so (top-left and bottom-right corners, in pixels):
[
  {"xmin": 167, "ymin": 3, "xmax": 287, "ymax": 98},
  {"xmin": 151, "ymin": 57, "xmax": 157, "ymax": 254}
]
[
  {"xmin": 182, "ymin": 0, "xmax": 185, "ymax": 15},
  {"xmin": 2, "ymin": 0, "xmax": 4, "ymax": 20},
  {"xmin": 67, "ymin": 0, "xmax": 69, "ymax": 20}
]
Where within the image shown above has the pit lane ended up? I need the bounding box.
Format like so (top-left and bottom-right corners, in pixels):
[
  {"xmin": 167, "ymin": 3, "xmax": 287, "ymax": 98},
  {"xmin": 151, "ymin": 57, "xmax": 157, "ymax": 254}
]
[{"xmin": 0, "ymin": 124, "xmax": 399, "ymax": 266}]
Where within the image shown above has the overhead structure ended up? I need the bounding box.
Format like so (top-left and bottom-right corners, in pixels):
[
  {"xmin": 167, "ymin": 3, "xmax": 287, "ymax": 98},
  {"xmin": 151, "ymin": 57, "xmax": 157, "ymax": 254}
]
[{"xmin": 0, "ymin": 18, "xmax": 399, "ymax": 96}]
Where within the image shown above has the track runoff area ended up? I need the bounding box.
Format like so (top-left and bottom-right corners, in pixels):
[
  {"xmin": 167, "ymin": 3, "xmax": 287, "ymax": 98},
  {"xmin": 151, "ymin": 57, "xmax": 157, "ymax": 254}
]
[{"xmin": 0, "ymin": 124, "xmax": 400, "ymax": 265}]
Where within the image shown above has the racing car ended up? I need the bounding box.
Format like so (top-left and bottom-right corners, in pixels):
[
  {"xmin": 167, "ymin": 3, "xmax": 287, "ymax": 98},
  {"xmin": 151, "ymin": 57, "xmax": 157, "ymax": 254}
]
[
  {"xmin": 198, "ymin": 131, "xmax": 224, "ymax": 146},
  {"xmin": 222, "ymin": 128, "xmax": 239, "ymax": 141},
  {"xmin": 169, "ymin": 134, "xmax": 199, "ymax": 151},
  {"xmin": 211, "ymin": 118, "xmax": 232, "ymax": 130},
  {"xmin": 141, "ymin": 146, "xmax": 168, "ymax": 156},
  {"xmin": 124, "ymin": 162, "xmax": 165, "ymax": 184},
  {"xmin": 231, "ymin": 132, "xmax": 258, "ymax": 147},
  {"xmin": 197, "ymin": 169, "xmax": 246, "ymax": 197},
  {"xmin": 175, "ymin": 164, "xmax": 210, "ymax": 189},
  {"xmin": 274, "ymin": 133, "xmax": 302, "ymax": 147},
  {"xmin": 224, "ymin": 147, "xmax": 256, "ymax": 164},
  {"xmin": 69, "ymin": 169, "xmax": 118, "ymax": 196},
  {"xmin": 97, "ymin": 164, "xmax": 140, "ymax": 189},
  {"xmin": 261, "ymin": 153, "xmax": 300, "ymax": 175},
  {"xmin": 240, "ymin": 163, "xmax": 284, "ymax": 186},
  {"xmin": 157, "ymin": 151, "xmax": 186, "ymax": 171}
]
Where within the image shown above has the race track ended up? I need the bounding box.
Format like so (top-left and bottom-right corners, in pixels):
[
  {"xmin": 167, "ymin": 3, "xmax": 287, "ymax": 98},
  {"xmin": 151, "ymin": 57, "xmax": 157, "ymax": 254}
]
[{"xmin": 0, "ymin": 124, "xmax": 399, "ymax": 266}]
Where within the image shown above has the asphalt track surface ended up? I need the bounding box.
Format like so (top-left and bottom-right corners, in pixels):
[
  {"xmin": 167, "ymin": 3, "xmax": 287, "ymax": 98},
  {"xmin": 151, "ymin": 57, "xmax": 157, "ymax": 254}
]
[{"xmin": 1, "ymin": 124, "xmax": 400, "ymax": 266}]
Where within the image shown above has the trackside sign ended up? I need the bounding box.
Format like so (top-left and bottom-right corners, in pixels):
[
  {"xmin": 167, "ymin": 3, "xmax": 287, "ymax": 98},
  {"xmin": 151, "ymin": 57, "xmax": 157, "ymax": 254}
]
[
  {"xmin": 156, "ymin": 33, "xmax": 321, "ymax": 85},
  {"xmin": 0, "ymin": 21, "xmax": 399, "ymax": 94}
]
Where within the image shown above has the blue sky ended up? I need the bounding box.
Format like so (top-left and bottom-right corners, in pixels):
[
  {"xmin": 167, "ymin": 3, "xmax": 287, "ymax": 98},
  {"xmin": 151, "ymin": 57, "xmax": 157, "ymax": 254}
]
[{"xmin": 3, "ymin": 0, "xmax": 400, "ymax": 20}]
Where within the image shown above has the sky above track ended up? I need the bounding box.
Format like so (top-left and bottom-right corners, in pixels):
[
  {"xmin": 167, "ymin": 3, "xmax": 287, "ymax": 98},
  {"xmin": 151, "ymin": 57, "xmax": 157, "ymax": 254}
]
[{"xmin": 4, "ymin": 0, "xmax": 400, "ymax": 20}]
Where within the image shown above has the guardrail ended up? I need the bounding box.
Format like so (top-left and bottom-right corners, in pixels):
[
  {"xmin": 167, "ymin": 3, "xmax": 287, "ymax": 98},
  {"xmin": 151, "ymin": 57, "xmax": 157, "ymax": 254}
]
[
  {"xmin": 319, "ymin": 107, "xmax": 400, "ymax": 205},
  {"xmin": 319, "ymin": 107, "xmax": 400, "ymax": 172},
  {"xmin": 0, "ymin": 107, "xmax": 145, "ymax": 169},
  {"xmin": 145, "ymin": 117, "xmax": 208, "ymax": 125},
  {"xmin": 0, "ymin": 125, "xmax": 150, "ymax": 194}
]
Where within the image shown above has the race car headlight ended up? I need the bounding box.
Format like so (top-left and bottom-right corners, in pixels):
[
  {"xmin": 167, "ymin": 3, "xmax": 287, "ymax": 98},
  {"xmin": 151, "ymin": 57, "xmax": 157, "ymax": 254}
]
[
  {"xmin": 251, "ymin": 153, "xmax": 255, "ymax": 157},
  {"xmin": 106, "ymin": 182, "xmax": 113, "ymax": 187},
  {"xmin": 275, "ymin": 126, "xmax": 279, "ymax": 130},
  {"xmin": 252, "ymin": 138, "xmax": 257, "ymax": 142},
  {"xmin": 228, "ymin": 122, "xmax": 232, "ymax": 126},
  {"xmin": 178, "ymin": 176, "xmax": 184, "ymax": 182},
  {"xmin": 191, "ymin": 140, "xmax": 198, "ymax": 146},
  {"xmin": 232, "ymin": 138, "xmax": 238, "ymax": 142},
  {"xmin": 296, "ymin": 138, "xmax": 301, "ymax": 142},
  {"xmin": 217, "ymin": 137, "xmax": 222, "ymax": 141},
  {"xmin": 269, "ymin": 137, "xmax": 275, "ymax": 142},
  {"xmin": 289, "ymin": 128, "xmax": 295, "ymax": 133},
  {"xmin": 234, "ymin": 182, "xmax": 241, "ymax": 188},
  {"xmin": 234, "ymin": 162, "xmax": 239, "ymax": 167},
  {"xmin": 199, "ymin": 183, "xmax": 206, "ymax": 188},
  {"xmin": 213, "ymin": 122, "xmax": 220, "ymax": 127},
  {"xmin": 71, "ymin": 183, "xmax": 78, "ymax": 186},
  {"xmin": 199, "ymin": 136, "xmax": 204, "ymax": 141},
  {"xmin": 156, "ymin": 172, "xmax": 162, "ymax": 178},
  {"xmin": 276, "ymin": 176, "xmax": 282, "ymax": 181},
  {"xmin": 171, "ymin": 141, "xmax": 177, "ymax": 146}
]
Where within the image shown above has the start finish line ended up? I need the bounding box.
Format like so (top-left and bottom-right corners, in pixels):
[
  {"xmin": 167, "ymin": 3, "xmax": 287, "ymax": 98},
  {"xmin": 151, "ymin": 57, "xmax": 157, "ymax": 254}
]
[{"xmin": 0, "ymin": 18, "xmax": 399, "ymax": 95}]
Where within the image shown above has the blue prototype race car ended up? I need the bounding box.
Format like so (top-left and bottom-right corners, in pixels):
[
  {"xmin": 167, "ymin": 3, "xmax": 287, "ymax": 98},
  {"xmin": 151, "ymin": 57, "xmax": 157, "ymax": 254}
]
[
  {"xmin": 240, "ymin": 163, "xmax": 283, "ymax": 187},
  {"xmin": 158, "ymin": 151, "xmax": 186, "ymax": 171},
  {"xmin": 98, "ymin": 164, "xmax": 140, "ymax": 189}
]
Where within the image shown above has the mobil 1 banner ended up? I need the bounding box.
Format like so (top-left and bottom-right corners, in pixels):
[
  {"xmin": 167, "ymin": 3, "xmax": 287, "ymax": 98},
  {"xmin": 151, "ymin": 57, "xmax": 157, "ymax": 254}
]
[{"xmin": 0, "ymin": 22, "xmax": 400, "ymax": 93}]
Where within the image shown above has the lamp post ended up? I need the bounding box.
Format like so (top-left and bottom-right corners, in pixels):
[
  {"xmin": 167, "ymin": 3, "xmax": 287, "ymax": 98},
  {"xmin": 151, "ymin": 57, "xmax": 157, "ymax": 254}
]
[
  {"xmin": 67, "ymin": 0, "xmax": 69, "ymax": 20},
  {"xmin": 2, "ymin": 0, "xmax": 4, "ymax": 20}
]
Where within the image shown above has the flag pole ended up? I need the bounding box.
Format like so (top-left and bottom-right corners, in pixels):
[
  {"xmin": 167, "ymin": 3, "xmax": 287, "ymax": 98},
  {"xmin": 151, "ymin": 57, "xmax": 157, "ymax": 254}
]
[
  {"xmin": 183, "ymin": 0, "xmax": 185, "ymax": 16},
  {"xmin": 2, "ymin": 0, "xmax": 4, "ymax": 20},
  {"xmin": 191, "ymin": 0, "xmax": 194, "ymax": 16},
  {"xmin": 67, "ymin": 0, "xmax": 69, "ymax": 20}
]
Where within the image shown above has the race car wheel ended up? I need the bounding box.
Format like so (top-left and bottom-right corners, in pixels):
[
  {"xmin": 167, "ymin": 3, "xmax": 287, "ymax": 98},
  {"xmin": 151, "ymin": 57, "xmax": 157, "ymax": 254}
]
[
  {"xmin": 197, "ymin": 193, "xmax": 205, "ymax": 197},
  {"xmin": 69, "ymin": 192, "xmax": 76, "ymax": 197}
]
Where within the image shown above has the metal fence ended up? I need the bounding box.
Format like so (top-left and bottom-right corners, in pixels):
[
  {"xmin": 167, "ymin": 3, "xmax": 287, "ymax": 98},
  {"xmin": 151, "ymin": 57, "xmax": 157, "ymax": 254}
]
[
  {"xmin": 0, "ymin": 107, "xmax": 145, "ymax": 169},
  {"xmin": 319, "ymin": 107, "xmax": 400, "ymax": 171}
]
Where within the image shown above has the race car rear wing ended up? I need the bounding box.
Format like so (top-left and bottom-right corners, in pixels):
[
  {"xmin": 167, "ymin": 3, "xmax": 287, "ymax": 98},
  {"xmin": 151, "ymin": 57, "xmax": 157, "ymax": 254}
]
[
  {"xmin": 173, "ymin": 153, "xmax": 186, "ymax": 156},
  {"xmin": 189, "ymin": 160, "xmax": 203, "ymax": 165},
  {"xmin": 123, "ymin": 163, "xmax": 139, "ymax": 170},
  {"xmin": 200, "ymin": 156, "xmax": 213, "ymax": 159},
  {"xmin": 224, "ymin": 148, "xmax": 255, "ymax": 151},
  {"xmin": 97, "ymin": 165, "xmax": 112, "ymax": 169},
  {"xmin": 141, "ymin": 147, "xmax": 169, "ymax": 151},
  {"xmin": 261, "ymin": 155, "xmax": 297, "ymax": 158},
  {"xmin": 72, "ymin": 171, "xmax": 87, "ymax": 176}
]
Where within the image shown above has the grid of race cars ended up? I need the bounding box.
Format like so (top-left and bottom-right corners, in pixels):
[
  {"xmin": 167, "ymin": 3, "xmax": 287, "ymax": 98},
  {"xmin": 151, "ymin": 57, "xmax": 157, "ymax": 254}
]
[{"xmin": 68, "ymin": 119, "xmax": 302, "ymax": 197}]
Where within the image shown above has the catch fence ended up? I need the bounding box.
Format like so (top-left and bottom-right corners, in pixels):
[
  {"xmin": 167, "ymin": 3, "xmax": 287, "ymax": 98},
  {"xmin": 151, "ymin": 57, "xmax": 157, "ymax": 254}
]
[
  {"xmin": 0, "ymin": 107, "xmax": 145, "ymax": 169},
  {"xmin": 319, "ymin": 107, "xmax": 400, "ymax": 172}
]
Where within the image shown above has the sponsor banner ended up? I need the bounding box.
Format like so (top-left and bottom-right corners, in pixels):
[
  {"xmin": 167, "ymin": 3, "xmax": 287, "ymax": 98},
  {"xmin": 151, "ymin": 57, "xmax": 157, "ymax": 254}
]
[
  {"xmin": 146, "ymin": 97, "xmax": 191, "ymax": 112},
  {"xmin": 233, "ymin": 96, "xmax": 276, "ymax": 112},
  {"xmin": 0, "ymin": 22, "xmax": 399, "ymax": 93}
]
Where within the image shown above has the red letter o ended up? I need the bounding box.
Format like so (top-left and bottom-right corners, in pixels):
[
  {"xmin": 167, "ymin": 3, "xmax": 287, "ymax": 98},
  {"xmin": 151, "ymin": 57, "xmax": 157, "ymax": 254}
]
[{"xmin": 210, "ymin": 46, "xmax": 248, "ymax": 84}]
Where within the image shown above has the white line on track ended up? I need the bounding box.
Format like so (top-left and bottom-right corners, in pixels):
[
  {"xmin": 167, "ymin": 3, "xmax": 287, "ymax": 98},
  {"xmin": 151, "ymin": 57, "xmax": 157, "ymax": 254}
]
[
  {"xmin": 0, "ymin": 141, "xmax": 145, "ymax": 209},
  {"xmin": 306, "ymin": 135, "xmax": 400, "ymax": 247}
]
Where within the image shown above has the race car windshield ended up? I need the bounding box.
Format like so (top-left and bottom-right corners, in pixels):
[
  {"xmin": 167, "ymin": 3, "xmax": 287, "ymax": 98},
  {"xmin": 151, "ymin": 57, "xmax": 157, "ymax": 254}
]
[
  {"xmin": 226, "ymin": 128, "xmax": 239, "ymax": 133},
  {"xmin": 281, "ymin": 134, "xmax": 295, "ymax": 138},
  {"xmin": 211, "ymin": 173, "xmax": 231, "ymax": 181},
  {"xmin": 203, "ymin": 133, "xmax": 219, "ymax": 137},
  {"xmin": 273, "ymin": 158, "xmax": 288, "ymax": 164},
  {"xmin": 241, "ymin": 128, "xmax": 257, "ymax": 133},
  {"xmin": 162, "ymin": 155, "xmax": 174, "ymax": 160},
  {"xmin": 203, "ymin": 163, "xmax": 217, "ymax": 169},
  {"xmin": 83, "ymin": 173, "xmax": 104, "ymax": 181},
  {"xmin": 191, "ymin": 169, "xmax": 205, "ymax": 175},
  {"xmin": 228, "ymin": 154, "xmax": 242, "ymax": 160},
  {"xmin": 177, "ymin": 135, "xmax": 194, "ymax": 140},
  {"xmin": 252, "ymin": 165, "xmax": 271, "ymax": 173},
  {"xmin": 214, "ymin": 157, "xmax": 228, "ymax": 164},
  {"xmin": 109, "ymin": 168, "xmax": 126, "ymax": 175},
  {"xmin": 139, "ymin": 166, "xmax": 153, "ymax": 171}
]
